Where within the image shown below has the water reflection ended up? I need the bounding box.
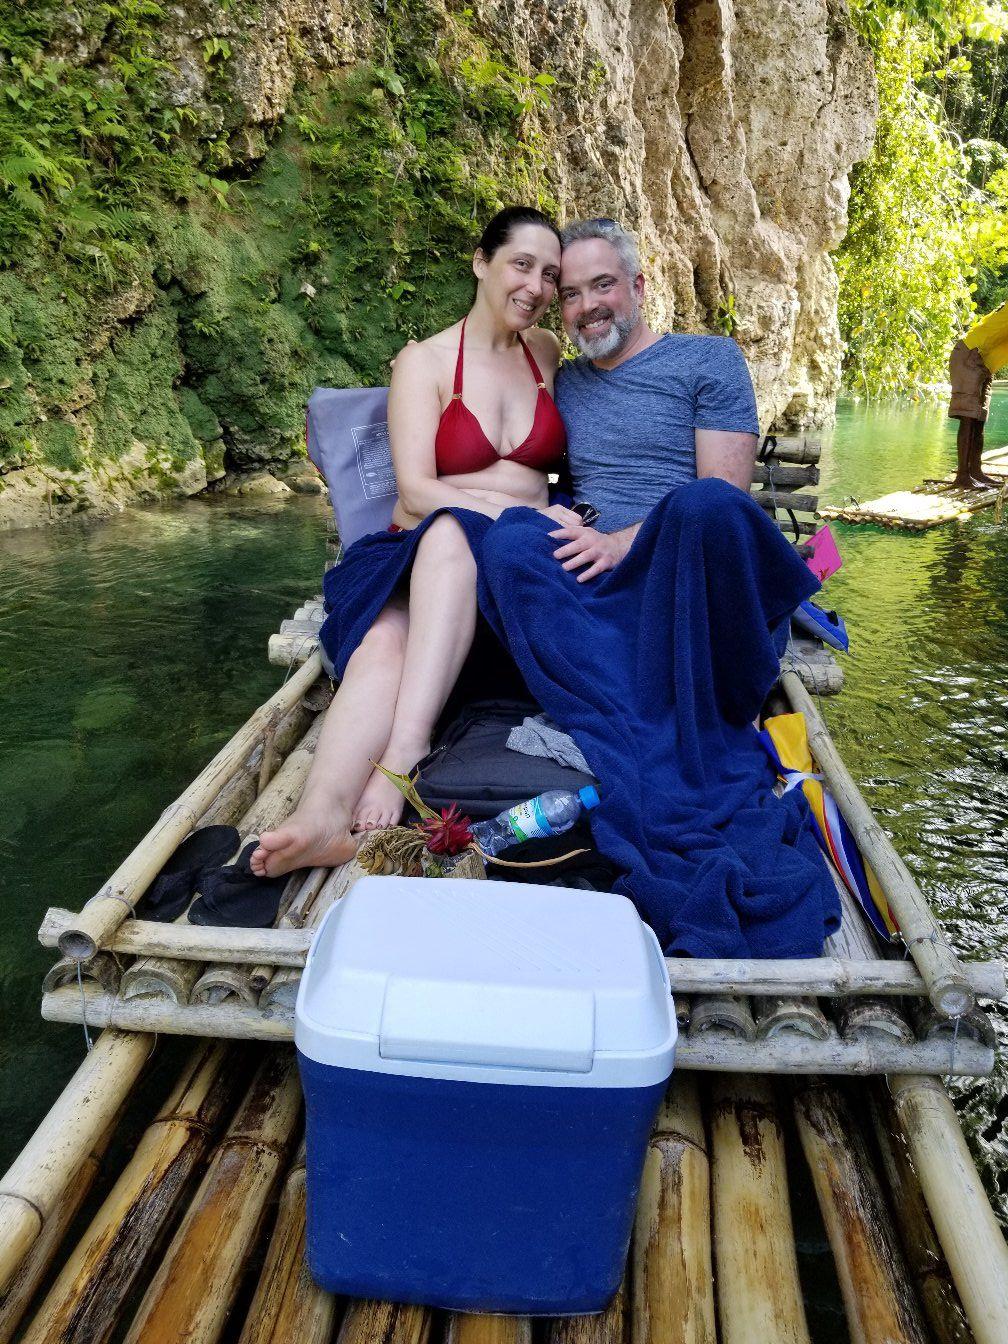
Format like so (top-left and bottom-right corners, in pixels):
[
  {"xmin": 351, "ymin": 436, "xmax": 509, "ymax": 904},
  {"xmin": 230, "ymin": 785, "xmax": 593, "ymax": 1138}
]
[
  {"xmin": 823, "ymin": 391, "xmax": 1008, "ymax": 1218},
  {"xmin": 0, "ymin": 494, "xmax": 330, "ymax": 1163}
]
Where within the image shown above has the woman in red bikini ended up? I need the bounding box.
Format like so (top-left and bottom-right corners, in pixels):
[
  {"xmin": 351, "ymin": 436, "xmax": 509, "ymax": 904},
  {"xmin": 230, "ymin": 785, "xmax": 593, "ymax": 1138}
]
[{"xmin": 251, "ymin": 207, "xmax": 574, "ymax": 877}]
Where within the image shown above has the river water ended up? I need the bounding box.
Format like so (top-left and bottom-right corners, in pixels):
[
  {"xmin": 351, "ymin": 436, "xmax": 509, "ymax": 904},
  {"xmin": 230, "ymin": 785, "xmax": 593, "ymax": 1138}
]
[{"xmin": 1, "ymin": 396, "xmax": 1006, "ymax": 1321}]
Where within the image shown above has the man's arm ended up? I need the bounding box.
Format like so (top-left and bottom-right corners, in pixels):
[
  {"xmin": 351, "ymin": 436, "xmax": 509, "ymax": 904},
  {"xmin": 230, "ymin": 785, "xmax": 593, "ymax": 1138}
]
[{"xmin": 695, "ymin": 428, "xmax": 758, "ymax": 490}]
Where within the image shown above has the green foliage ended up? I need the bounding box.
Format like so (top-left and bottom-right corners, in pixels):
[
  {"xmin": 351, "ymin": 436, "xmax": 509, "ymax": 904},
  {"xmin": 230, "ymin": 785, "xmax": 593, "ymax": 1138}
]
[
  {"xmin": 0, "ymin": 0, "xmax": 557, "ymax": 473},
  {"xmin": 850, "ymin": 0, "xmax": 1008, "ymax": 44},
  {"xmin": 838, "ymin": 8, "xmax": 1008, "ymax": 394}
]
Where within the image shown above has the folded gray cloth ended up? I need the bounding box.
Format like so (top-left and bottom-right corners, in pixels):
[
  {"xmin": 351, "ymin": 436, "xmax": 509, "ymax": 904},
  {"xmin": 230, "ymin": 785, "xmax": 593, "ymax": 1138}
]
[{"xmin": 506, "ymin": 714, "xmax": 593, "ymax": 775}]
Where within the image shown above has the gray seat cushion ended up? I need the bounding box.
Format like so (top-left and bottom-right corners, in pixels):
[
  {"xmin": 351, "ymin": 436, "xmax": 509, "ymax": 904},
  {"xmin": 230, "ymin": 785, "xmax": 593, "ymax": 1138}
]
[{"xmin": 307, "ymin": 386, "xmax": 397, "ymax": 548}]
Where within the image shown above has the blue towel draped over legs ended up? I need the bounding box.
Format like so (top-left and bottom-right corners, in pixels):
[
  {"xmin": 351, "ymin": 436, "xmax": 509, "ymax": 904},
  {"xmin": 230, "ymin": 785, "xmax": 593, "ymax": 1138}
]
[{"xmin": 476, "ymin": 479, "xmax": 841, "ymax": 958}]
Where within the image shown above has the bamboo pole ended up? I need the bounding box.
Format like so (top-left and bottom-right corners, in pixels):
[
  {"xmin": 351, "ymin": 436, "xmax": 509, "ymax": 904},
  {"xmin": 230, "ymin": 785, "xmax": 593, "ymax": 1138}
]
[
  {"xmin": 825, "ymin": 877, "xmax": 919, "ymax": 1043},
  {"xmin": 41, "ymin": 910, "xmax": 312, "ymax": 966},
  {"xmin": 888, "ymin": 1074, "xmax": 1008, "ymax": 1344},
  {"xmin": 236, "ymin": 1142, "xmax": 337, "ymax": 1344},
  {"xmin": 837, "ymin": 998, "xmax": 915, "ymax": 1044},
  {"xmin": 867, "ymin": 1083, "xmax": 976, "ymax": 1344},
  {"xmin": 41, "ymin": 697, "xmax": 318, "ymax": 1001},
  {"xmin": 268, "ymin": 632, "xmax": 319, "ymax": 668},
  {"xmin": 678, "ymin": 1034, "xmax": 992, "ymax": 1076},
  {"xmin": 198, "ymin": 695, "xmax": 315, "ymax": 828},
  {"xmin": 248, "ymin": 866, "xmax": 330, "ymax": 997},
  {"xmin": 259, "ymin": 859, "xmax": 362, "ymax": 1012},
  {"xmin": 120, "ymin": 714, "xmax": 324, "ymax": 1004},
  {"xmin": 38, "ymin": 986, "xmax": 998, "ymax": 1075},
  {"xmin": 550, "ymin": 1277, "xmax": 626, "ymax": 1344},
  {"xmin": 19, "ymin": 1042, "xmax": 242, "ymax": 1344},
  {"xmin": 709, "ymin": 1075, "xmax": 811, "ymax": 1344},
  {"xmin": 122, "ymin": 1047, "xmax": 302, "ymax": 1344},
  {"xmin": 793, "ymin": 1080, "xmax": 929, "ymax": 1344},
  {"xmin": 40, "ymin": 912, "xmax": 1005, "ymax": 1000},
  {"xmin": 632, "ymin": 1076, "xmax": 715, "ymax": 1344},
  {"xmin": 755, "ymin": 492, "xmax": 819, "ymax": 514},
  {"xmin": 752, "ymin": 462, "xmax": 820, "ymax": 488},
  {"xmin": 42, "ymin": 949, "xmax": 123, "ymax": 995},
  {"xmin": 446, "ymin": 1315, "xmax": 532, "ymax": 1344},
  {"xmin": 58, "ymin": 652, "xmax": 322, "ymax": 962},
  {"xmin": 0, "ymin": 1121, "xmax": 114, "ymax": 1344},
  {"xmin": 753, "ymin": 997, "xmax": 831, "ymax": 1039},
  {"xmin": 0, "ymin": 1029, "xmax": 155, "ymax": 1295},
  {"xmin": 781, "ymin": 670, "xmax": 973, "ymax": 1017},
  {"xmin": 764, "ymin": 437, "xmax": 822, "ymax": 464},
  {"xmin": 42, "ymin": 987, "xmax": 294, "ymax": 1039},
  {"xmin": 689, "ymin": 997, "xmax": 756, "ymax": 1040},
  {"xmin": 336, "ymin": 1300, "xmax": 432, "ymax": 1344},
  {"xmin": 190, "ymin": 870, "xmax": 304, "ymax": 1006}
]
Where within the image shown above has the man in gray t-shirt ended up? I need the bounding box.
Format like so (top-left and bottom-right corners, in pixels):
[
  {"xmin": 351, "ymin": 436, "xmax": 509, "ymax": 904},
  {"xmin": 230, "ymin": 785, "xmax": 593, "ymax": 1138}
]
[{"xmin": 549, "ymin": 220, "xmax": 760, "ymax": 582}]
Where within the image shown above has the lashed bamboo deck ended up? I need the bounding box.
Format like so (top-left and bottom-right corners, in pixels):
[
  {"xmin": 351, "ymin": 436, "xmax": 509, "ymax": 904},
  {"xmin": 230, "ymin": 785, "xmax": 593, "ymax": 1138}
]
[
  {"xmin": 819, "ymin": 445, "xmax": 1008, "ymax": 530},
  {"xmin": 4, "ymin": 436, "xmax": 1008, "ymax": 1342}
]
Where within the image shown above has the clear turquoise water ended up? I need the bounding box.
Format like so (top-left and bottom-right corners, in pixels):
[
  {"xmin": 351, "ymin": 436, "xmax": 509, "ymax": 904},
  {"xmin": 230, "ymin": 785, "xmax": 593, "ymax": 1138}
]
[
  {"xmin": 819, "ymin": 392, "xmax": 1008, "ymax": 1222},
  {"xmin": 0, "ymin": 397, "xmax": 1005, "ymax": 1313}
]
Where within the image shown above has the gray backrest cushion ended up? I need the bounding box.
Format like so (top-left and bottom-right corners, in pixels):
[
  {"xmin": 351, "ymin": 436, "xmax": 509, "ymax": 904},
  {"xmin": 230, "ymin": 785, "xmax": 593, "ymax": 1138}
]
[{"xmin": 306, "ymin": 386, "xmax": 397, "ymax": 547}]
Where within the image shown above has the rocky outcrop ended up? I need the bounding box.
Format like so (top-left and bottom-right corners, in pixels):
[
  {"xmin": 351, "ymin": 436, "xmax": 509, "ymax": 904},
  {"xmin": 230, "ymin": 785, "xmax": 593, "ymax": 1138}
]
[
  {"xmin": 491, "ymin": 0, "xmax": 877, "ymax": 427},
  {"xmin": 159, "ymin": 0, "xmax": 876, "ymax": 428},
  {"xmin": 3, "ymin": 0, "xmax": 875, "ymax": 529}
]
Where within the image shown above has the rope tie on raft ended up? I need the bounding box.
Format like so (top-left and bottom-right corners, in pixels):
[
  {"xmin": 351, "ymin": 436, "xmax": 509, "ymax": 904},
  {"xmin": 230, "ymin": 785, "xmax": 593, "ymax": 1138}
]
[{"xmin": 76, "ymin": 961, "xmax": 93, "ymax": 1052}]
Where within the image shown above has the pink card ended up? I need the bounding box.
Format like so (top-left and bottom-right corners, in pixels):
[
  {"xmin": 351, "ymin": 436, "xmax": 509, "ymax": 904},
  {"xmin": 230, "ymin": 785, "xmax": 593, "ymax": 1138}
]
[{"xmin": 805, "ymin": 524, "xmax": 842, "ymax": 584}]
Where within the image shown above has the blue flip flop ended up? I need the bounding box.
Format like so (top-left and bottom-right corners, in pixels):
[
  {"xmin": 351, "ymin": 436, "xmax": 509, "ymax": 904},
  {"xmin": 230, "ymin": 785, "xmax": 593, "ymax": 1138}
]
[{"xmin": 791, "ymin": 598, "xmax": 849, "ymax": 652}]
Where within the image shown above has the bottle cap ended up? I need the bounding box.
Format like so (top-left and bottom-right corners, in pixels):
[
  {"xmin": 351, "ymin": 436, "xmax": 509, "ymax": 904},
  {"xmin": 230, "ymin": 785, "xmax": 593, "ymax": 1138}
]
[{"xmin": 578, "ymin": 785, "xmax": 600, "ymax": 810}]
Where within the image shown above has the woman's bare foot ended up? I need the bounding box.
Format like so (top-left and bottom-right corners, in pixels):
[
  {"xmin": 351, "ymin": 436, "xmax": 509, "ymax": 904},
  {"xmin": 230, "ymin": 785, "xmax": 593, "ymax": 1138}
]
[
  {"xmin": 352, "ymin": 738, "xmax": 431, "ymax": 833},
  {"xmin": 250, "ymin": 804, "xmax": 358, "ymax": 878}
]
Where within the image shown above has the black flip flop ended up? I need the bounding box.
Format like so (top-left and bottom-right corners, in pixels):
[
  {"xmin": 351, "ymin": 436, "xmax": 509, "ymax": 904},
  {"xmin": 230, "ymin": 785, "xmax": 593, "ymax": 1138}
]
[
  {"xmin": 187, "ymin": 840, "xmax": 291, "ymax": 928},
  {"xmin": 137, "ymin": 825, "xmax": 241, "ymax": 922}
]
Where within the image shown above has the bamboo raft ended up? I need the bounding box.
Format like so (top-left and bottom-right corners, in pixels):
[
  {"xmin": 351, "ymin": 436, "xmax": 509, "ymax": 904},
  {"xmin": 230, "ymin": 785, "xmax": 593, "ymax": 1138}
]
[
  {"xmin": 819, "ymin": 445, "xmax": 1008, "ymax": 531},
  {"xmin": 3, "ymin": 435, "xmax": 1008, "ymax": 1343}
]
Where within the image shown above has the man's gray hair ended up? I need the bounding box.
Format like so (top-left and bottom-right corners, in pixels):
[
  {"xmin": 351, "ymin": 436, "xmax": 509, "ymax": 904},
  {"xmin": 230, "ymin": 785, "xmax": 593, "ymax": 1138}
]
[{"xmin": 560, "ymin": 219, "xmax": 641, "ymax": 279}]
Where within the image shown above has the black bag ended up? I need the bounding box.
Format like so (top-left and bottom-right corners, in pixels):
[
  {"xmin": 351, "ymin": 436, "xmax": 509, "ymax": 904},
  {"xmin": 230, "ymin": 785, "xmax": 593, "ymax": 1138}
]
[{"xmin": 414, "ymin": 700, "xmax": 597, "ymax": 820}]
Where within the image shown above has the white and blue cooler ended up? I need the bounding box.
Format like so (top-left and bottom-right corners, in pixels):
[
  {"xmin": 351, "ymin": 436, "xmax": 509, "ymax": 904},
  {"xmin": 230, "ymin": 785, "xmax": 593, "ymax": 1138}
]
[{"xmin": 295, "ymin": 875, "xmax": 677, "ymax": 1314}]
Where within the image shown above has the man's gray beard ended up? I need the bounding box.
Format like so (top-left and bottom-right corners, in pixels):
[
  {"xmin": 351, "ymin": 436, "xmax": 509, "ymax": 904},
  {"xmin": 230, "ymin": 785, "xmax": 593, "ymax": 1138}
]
[{"xmin": 572, "ymin": 300, "xmax": 640, "ymax": 360}]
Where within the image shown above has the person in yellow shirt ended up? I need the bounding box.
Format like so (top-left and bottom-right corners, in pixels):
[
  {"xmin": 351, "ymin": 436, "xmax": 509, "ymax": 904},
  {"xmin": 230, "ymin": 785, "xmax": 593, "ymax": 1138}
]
[{"xmin": 948, "ymin": 299, "xmax": 1008, "ymax": 487}]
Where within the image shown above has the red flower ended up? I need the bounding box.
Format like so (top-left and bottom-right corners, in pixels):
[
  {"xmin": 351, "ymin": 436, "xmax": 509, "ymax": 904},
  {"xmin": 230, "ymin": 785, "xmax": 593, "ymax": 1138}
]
[{"xmin": 416, "ymin": 804, "xmax": 474, "ymax": 855}]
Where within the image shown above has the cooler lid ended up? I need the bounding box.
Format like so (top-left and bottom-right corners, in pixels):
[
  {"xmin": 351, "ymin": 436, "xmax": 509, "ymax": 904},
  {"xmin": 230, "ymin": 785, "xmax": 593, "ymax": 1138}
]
[{"xmin": 295, "ymin": 876, "xmax": 676, "ymax": 1088}]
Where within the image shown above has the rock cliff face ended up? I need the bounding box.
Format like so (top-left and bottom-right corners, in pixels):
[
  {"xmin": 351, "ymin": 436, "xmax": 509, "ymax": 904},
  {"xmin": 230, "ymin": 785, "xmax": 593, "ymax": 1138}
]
[
  {"xmin": 498, "ymin": 0, "xmax": 877, "ymax": 426},
  {"xmin": 163, "ymin": 0, "xmax": 876, "ymax": 425},
  {"xmin": 1, "ymin": 0, "xmax": 875, "ymax": 528}
]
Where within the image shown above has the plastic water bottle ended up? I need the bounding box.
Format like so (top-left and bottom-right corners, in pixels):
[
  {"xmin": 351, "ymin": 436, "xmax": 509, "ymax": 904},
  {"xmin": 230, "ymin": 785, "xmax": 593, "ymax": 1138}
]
[{"xmin": 471, "ymin": 786, "xmax": 600, "ymax": 858}]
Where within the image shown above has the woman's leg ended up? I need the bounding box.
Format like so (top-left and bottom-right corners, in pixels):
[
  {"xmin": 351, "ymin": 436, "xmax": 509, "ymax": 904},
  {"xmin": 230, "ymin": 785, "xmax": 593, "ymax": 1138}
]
[
  {"xmin": 250, "ymin": 597, "xmax": 409, "ymax": 876},
  {"xmin": 354, "ymin": 515, "xmax": 479, "ymax": 830}
]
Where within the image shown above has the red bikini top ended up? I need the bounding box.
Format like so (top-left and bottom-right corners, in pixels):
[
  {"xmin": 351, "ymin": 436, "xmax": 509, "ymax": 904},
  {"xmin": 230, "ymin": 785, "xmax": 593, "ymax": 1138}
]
[{"xmin": 434, "ymin": 318, "xmax": 567, "ymax": 475}]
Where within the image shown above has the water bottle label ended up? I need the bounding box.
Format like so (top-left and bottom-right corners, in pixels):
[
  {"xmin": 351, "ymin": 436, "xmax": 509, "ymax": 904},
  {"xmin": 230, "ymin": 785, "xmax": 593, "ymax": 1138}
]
[{"xmin": 507, "ymin": 797, "xmax": 552, "ymax": 843}]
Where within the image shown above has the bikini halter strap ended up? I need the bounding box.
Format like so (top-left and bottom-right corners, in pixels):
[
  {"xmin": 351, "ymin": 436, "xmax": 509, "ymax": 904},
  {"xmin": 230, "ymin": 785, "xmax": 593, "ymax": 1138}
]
[
  {"xmin": 451, "ymin": 318, "xmax": 467, "ymax": 399},
  {"xmin": 452, "ymin": 316, "xmax": 547, "ymax": 399}
]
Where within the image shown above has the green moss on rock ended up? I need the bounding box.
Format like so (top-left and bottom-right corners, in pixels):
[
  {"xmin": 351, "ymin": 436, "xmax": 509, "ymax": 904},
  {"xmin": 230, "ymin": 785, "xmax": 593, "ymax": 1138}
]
[{"xmin": 0, "ymin": 1, "xmax": 557, "ymax": 498}]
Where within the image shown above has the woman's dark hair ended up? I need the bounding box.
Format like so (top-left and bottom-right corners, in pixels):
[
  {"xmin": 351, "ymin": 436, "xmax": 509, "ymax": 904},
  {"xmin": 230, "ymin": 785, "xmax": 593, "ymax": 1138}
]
[{"xmin": 476, "ymin": 206, "xmax": 561, "ymax": 260}]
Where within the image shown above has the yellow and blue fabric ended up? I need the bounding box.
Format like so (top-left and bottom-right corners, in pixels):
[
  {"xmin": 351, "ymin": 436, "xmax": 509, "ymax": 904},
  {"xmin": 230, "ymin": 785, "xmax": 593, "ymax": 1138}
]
[{"xmin": 759, "ymin": 713, "xmax": 899, "ymax": 942}]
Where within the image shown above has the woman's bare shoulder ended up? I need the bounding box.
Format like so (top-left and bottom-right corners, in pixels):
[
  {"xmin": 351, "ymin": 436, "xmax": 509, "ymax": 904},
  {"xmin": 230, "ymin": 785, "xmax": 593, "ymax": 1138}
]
[
  {"xmin": 391, "ymin": 322, "xmax": 461, "ymax": 379},
  {"xmin": 525, "ymin": 326, "xmax": 562, "ymax": 370}
]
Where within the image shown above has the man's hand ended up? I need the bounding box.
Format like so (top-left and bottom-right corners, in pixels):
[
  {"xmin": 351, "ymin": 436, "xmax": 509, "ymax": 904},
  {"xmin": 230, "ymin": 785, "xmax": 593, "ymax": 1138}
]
[{"xmin": 549, "ymin": 524, "xmax": 627, "ymax": 582}]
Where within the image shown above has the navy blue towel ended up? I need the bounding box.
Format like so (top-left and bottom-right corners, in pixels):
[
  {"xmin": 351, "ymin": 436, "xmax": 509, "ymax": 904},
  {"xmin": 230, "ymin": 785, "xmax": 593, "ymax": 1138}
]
[
  {"xmin": 320, "ymin": 511, "xmax": 494, "ymax": 679},
  {"xmin": 319, "ymin": 484, "xmax": 840, "ymax": 958},
  {"xmin": 476, "ymin": 479, "xmax": 841, "ymax": 959}
]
